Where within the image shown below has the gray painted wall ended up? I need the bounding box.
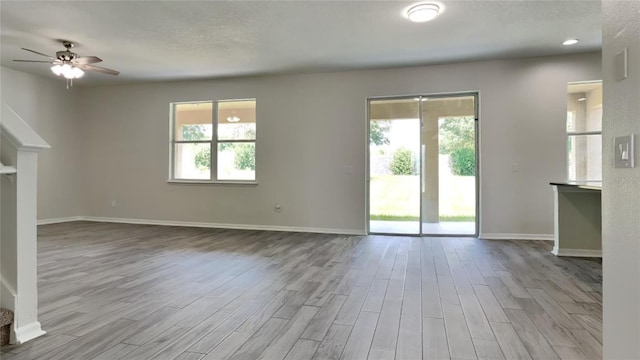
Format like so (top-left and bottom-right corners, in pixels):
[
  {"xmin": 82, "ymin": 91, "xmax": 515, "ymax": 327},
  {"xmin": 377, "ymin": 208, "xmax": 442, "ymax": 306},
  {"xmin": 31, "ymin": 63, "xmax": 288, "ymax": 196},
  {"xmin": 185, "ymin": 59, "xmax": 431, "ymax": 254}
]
[
  {"xmin": 1, "ymin": 52, "xmax": 601, "ymax": 237},
  {"xmin": 602, "ymin": 1, "xmax": 640, "ymax": 358},
  {"xmin": 77, "ymin": 53, "xmax": 600, "ymax": 236},
  {"xmin": 1, "ymin": 67, "xmax": 82, "ymax": 220}
]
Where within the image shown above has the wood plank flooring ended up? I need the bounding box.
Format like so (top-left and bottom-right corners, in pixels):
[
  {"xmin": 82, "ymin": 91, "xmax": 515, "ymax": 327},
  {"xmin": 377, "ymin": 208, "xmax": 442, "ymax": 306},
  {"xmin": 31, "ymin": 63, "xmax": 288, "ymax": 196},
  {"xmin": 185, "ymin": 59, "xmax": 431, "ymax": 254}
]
[{"xmin": 0, "ymin": 221, "xmax": 602, "ymax": 360}]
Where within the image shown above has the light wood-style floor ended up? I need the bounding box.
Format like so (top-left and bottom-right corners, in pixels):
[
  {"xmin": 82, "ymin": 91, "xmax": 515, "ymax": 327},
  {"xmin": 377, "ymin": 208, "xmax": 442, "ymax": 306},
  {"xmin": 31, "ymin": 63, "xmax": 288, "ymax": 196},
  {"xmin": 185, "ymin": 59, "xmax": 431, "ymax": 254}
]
[{"xmin": 1, "ymin": 221, "xmax": 602, "ymax": 360}]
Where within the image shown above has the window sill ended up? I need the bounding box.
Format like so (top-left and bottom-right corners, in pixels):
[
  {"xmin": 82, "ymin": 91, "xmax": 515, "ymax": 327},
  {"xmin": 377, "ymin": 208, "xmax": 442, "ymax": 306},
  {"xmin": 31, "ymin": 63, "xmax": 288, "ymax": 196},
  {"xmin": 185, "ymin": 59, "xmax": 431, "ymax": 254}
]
[{"xmin": 167, "ymin": 179, "xmax": 258, "ymax": 186}]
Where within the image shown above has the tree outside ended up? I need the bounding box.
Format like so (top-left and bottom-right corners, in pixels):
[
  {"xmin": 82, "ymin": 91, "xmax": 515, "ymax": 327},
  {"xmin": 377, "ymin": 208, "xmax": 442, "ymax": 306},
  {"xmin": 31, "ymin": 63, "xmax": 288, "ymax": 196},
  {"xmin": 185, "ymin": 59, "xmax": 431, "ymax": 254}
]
[
  {"xmin": 370, "ymin": 120, "xmax": 391, "ymax": 146},
  {"xmin": 182, "ymin": 124, "xmax": 209, "ymax": 140},
  {"xmin": 439, "ymin": 117, "xmax": 475, "ymax": 176},
  {"xmin": 194, "ymin": 147, "xmax": 210, "ymax": 171},
  {"xmin": 390, "ymin": 148, "xmax": 417, "ymax": 175},
  {"xmin": 369, "ymin": 116, "xmax": 475, "ymax": 223},
  {"xmin": 234, "ymin": 143, "xmax": 255, "ymax": 170},
  {"xmin": 190, "ymin": 125, "xmax": 256, "ymax": 173}
]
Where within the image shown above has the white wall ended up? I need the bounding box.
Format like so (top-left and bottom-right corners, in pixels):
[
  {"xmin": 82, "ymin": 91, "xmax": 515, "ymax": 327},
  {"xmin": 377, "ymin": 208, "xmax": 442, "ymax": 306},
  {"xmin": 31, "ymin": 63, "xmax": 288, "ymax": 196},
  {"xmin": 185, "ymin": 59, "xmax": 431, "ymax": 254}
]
[
  {"xmin": 0, "ymin": 67, "xmax": 82, "ymax": 220},
  {"xmin": 77, "ymin": 53, "xmax": 601, "ymax": 236},
  {"xmin": 602, "ymin": 1, "xmax": 640, "ymax": 358}
]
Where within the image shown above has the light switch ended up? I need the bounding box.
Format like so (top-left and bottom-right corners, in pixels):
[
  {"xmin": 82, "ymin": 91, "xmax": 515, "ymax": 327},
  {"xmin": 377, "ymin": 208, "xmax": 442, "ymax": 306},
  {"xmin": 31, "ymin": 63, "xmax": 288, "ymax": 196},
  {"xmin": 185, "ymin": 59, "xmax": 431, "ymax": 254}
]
[{"xmin": 615, "ymin": 135, "xmax": 635, "ymax": 168}]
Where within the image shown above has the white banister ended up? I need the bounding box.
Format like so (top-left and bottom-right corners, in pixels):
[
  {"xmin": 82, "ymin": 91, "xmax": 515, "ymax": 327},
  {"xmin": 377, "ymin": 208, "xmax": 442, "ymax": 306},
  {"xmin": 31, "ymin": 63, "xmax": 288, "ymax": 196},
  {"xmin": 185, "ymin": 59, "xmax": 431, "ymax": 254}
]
[
  {"xmin": 1, "ymin": 104, "xmax": 50, "ymax": 344},
  {"xmin": 1, "ymin": 106, "xmax": 49, "ymax": 151},
  {"xmin": 0, "ymin": 162, "xmax": 17, "ymax": 175}
]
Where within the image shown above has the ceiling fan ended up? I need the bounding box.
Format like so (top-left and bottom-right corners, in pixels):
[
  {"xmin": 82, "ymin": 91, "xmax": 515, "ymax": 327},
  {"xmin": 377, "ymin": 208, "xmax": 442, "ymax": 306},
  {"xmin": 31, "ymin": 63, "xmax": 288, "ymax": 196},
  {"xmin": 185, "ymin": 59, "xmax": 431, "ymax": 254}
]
[{"xmin": 13, "ymin": 40, "xmax": 119, "ymax": 88}]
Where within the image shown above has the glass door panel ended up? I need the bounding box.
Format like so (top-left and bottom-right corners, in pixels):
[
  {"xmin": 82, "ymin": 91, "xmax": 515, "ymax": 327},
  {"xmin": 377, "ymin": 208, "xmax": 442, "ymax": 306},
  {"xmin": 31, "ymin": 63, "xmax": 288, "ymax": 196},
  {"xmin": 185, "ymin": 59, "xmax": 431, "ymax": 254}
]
[
  {"xmin": 369, "ymin": 98, "xmax": 421, "ymax": 234},
  {"xmin": 422, "ymin": 96, "xmax": 477, "ymax": 235}
]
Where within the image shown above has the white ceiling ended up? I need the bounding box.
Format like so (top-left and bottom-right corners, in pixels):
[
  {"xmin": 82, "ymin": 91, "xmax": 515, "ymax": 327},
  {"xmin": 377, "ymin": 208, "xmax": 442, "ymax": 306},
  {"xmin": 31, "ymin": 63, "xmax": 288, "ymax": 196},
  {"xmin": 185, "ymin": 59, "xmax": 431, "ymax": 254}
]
[{"xmin": 0, "ymin": 1, "xmax": 601, "ymax": 86}]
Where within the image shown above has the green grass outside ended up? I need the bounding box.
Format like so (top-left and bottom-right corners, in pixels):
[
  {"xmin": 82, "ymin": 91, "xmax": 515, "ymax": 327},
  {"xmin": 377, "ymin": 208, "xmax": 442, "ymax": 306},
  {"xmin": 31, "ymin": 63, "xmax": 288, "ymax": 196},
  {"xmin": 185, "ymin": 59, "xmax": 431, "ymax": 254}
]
[
  {"xmin": 370, "ymin": 175, "xmax": 475, "ymax": 222},
  {"xmin": 369, "ymin": 214, "xmax": 475, "ymax": 222},
  {"xmin": 439, "ymin": 215, "xmax": 475, "ymax": 222},
  {"xmin": 370, "ymin": 214, "xmax": 420, "ymax": 221}
]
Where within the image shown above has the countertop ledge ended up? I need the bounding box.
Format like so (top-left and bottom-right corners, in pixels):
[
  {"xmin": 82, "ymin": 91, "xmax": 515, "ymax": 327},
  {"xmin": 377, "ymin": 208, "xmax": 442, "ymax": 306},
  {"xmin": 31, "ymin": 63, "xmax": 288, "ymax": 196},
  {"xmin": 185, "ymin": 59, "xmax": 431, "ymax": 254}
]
[{"xmin": 550, "ymin": 182, "xmax": 602, "ymax": 191}]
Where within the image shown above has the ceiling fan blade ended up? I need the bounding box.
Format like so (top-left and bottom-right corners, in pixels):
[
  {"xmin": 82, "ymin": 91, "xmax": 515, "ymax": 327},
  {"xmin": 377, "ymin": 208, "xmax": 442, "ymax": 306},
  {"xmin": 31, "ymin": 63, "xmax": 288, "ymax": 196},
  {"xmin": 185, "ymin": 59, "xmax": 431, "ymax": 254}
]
[
  {"xmin": 13, "ymin": 60, "xmax": 54, "ymax": 63},
  {"xmin": 21, "ymin": 48, "xmax": 56, "ymax": 60},
  {"xmin": 77, "ymin": 64, "xmax": 119, "ymax": 76},
  {"xmin": 73, "ymin": 56, "xmax": 102, "ymax": 65}
]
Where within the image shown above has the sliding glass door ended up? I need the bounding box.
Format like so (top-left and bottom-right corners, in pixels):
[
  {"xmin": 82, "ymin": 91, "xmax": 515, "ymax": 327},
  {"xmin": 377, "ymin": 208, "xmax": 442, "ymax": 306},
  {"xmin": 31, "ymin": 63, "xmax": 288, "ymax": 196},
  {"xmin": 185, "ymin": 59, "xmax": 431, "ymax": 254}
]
[
  {"xmin": 368, "ymin": 94, "xmax": 478, "ymax": 236},
  {"xmin": 368, "ymin": 98, "xmax": 421, "ymax": 234}
]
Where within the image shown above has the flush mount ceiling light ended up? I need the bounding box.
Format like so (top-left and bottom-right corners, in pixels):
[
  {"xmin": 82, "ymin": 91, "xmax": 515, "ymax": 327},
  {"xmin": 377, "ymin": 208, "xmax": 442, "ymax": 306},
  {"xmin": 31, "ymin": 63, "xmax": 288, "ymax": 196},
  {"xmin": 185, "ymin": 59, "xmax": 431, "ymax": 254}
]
[
  {"xmin": 405, "ymin": 3, "xmax": 441, "ymax": 23},
  {"xmin": 562, "ymin": 39, "xmax": 579, "ymax": 46},
  {"xmin": 226, "ymin": 116, "xmax": 240, "ymax": 123}
]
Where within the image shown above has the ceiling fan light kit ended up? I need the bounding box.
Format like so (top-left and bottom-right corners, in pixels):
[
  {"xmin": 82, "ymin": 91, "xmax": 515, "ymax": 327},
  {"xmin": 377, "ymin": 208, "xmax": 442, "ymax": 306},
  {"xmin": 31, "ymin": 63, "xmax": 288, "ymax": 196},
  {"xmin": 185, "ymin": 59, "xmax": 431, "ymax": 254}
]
[
  {"xmin": 13, "ymin": 40, "xmax": 119, "ymax": 89},
  {"xmin": 51, "ymin": 64, "xmax": 84, "ymax": 79}
]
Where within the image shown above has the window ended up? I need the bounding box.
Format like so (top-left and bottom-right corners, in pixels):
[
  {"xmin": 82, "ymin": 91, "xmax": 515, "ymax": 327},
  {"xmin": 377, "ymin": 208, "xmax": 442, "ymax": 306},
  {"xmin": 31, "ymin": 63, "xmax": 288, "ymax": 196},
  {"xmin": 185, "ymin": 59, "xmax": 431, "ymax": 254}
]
[
  {"xmin": 566, "ymin": 81, "xmax": 602, "ymax": 181},
  {"xmin": 170, "ymin": 99, "xmax": 256, "ymax": 182}
]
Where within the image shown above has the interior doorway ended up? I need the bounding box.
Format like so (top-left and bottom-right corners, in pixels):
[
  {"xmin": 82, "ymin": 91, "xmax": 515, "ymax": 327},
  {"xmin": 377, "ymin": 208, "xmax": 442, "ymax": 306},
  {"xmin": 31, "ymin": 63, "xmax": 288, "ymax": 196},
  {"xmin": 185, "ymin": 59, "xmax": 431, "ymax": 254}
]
[{"xmin": 367, "ymin": 94, "xmax": 478, "ymax": 236}]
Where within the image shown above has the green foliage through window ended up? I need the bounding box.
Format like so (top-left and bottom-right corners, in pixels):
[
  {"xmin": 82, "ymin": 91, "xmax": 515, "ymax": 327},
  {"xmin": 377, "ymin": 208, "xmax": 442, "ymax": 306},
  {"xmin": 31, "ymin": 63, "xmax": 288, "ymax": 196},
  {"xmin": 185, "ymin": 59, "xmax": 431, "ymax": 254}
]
[
  {"xmin": 194, "ymin": 147, "xmax": 210, "ymax": 170},
  {"xmin": 194, "ymin": 144, "xmax": 255, "ymax": 172},
  {"xmin": 182, "ymin": 125, "xmax": 208, "ymax": 141},
  {"xmin": 439, "ymin": 117, "xmax": 475, "ymax": 176},
  {"xmin": 370, "ymin": 120, "xmax": 391, "ymax": 146},
  {"xmin": 390, "ymin": 148, "xmax": 416, "ymax": 175},
  {"xmin": 449, "ymin": 147, "xmax": 475, "ymax": 176},
  {"xmin": 234, "ymin": 144, "xmax": 255, "ymax": 170}
]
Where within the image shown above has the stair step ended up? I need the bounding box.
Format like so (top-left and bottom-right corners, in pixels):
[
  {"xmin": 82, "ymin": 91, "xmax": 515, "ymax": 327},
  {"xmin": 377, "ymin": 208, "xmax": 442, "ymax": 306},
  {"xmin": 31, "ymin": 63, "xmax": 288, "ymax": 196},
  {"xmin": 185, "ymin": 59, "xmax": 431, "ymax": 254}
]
[{"xmin": 0, "ymin": 308, "xmax": 13, "ymax": 346}]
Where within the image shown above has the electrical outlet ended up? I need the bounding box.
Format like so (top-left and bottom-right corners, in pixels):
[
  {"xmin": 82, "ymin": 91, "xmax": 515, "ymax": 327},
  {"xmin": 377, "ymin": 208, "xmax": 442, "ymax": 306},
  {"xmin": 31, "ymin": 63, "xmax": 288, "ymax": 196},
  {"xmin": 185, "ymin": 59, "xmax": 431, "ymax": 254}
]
[{"xmin": 274, "ymin": 204, "xmax": 283, "ymax": 213}]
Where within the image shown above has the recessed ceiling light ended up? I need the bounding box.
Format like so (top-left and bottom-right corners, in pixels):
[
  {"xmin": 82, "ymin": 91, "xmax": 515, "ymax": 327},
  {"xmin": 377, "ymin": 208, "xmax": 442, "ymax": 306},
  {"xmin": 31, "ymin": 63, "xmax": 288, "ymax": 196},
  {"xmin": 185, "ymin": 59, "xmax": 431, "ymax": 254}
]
[
  {"xmin": 577, "ymin": 97, "xmax": 587, "ymax": 102},
  {"xmin": 563, "ymin": 39, "xmax": 579, "ymax": 46},
  {"xmin": 405, "ymin": 3, "xmax": 441, "ymax": 23}
]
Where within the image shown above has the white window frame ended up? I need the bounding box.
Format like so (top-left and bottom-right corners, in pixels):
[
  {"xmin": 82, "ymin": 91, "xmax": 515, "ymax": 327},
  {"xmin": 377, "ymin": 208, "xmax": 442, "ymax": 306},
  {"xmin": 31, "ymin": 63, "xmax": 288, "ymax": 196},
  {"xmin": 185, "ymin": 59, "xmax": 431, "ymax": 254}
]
[
  {"xmin": 168, "ymin": 99, "xmax": 257, "ymax": 185},
  {"xmin": 566, "ymin": 80, "xmax": 603, "ymax": 183},
  {"xmin": 567, "ymin": 130, "xmax": 602, "ymax": 182}
]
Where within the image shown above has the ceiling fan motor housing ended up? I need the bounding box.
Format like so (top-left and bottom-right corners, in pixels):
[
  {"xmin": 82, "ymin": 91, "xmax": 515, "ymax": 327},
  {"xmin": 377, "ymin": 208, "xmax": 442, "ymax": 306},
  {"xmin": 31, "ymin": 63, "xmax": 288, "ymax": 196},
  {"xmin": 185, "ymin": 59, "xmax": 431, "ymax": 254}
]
[
  {"xmin": 56, "ymin": 51, "xmax": 77, "ymax": 61},
  {"xmin": 57, "ymin": 41, "xmax": 77, "ymax": 61}
]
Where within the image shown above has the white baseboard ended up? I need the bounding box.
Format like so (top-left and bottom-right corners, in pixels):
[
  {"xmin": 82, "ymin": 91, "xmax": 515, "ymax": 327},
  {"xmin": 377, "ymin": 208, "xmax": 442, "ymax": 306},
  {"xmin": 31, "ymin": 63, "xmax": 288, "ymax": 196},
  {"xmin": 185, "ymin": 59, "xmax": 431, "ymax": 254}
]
[
  {"xmin": 479, "ymin": 233, "xmax": 554, "ymax": 241},
  {"xmin": 43, "ymin": 216, "xmax": 366, "ymax": 236},
  {"xmin": 37, "ymin": 216, "xmax": 83, "ymax": 225},
  {"xmin": 13, "ymin": 321, "xmax": 46, "ymax": 344},
  {"xmin": 40, "ymin": 218, "xmax": 556, "ymax": 240},
  {"xmin": 3, "ymin": 275, "xmax": 45, "ymax": 345},
  {"xmin": 552, "ymin": 246, "xmax": 602, "ymax": 258}
]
